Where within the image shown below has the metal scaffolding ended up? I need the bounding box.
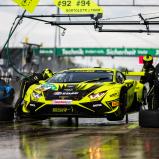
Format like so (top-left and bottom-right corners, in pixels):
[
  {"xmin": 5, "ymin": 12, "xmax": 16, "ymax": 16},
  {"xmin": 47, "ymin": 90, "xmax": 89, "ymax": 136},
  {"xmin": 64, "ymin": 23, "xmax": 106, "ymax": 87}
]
[{"xmin": 1, "ymin": 0, "xmax": 159, "ymax": 7}]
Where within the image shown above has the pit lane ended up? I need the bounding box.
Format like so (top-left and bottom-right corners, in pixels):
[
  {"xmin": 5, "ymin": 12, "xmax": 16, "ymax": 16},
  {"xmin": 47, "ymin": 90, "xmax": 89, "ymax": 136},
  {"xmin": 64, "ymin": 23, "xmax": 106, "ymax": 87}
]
[
  {"xmin": 0, "ymin": 81, "xmax": 157, "ymax": 159},
  {"xmin": 0, "ymin": 113, "xmax": 159, "ymax": 159}
]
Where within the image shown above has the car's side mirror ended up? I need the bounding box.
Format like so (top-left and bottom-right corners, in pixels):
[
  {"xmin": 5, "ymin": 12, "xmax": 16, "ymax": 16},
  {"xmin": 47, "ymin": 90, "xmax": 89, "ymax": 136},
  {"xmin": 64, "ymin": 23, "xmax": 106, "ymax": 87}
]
[{"xmin": 124, "ymin": 79, "xmax": 134, "ymax": 87}]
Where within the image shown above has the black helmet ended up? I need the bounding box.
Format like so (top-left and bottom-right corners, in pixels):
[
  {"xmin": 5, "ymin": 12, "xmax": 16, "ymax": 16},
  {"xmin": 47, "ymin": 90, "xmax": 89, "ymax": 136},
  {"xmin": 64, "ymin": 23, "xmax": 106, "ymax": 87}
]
[
  {"xmin": 143, "ymin": 54, "xmax": 153, "ymax": 66},
  {"xmin": 42, "ymin": 68, "xmax": 53, "ymax": 79}
]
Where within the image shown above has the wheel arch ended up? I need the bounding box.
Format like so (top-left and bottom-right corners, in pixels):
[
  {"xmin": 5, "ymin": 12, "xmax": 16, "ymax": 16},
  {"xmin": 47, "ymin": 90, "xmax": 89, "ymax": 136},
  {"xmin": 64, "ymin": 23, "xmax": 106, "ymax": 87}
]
[{"xmin": 135, "ymin": 82, "xmax": 147, "ymax": 103}]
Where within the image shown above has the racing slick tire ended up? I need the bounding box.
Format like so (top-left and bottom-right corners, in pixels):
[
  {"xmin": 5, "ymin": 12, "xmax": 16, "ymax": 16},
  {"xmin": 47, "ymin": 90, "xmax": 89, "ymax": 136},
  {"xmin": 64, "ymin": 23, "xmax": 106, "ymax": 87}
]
[
  {"xmin": 0, "ymin": 106, "xmax": 14, "ymax": 121},
  {"xmin": 107, "ymin": 88, "xmax": 126, "ymax": 121},
  {"xmin": 139, "ymin": 109, "xmax": 159, "ymax": 128},
  {"xmin": 2, "ymin": 89, "xmax": 15, "ymax": 105}
]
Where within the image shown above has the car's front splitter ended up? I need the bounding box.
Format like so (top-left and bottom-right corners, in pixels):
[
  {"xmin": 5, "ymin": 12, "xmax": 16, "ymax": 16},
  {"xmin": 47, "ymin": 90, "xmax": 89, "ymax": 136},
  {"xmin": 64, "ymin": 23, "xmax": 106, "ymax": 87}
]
[{"xmin": 22, "ymin": 101, "xmax": 121, "ymax": 118}]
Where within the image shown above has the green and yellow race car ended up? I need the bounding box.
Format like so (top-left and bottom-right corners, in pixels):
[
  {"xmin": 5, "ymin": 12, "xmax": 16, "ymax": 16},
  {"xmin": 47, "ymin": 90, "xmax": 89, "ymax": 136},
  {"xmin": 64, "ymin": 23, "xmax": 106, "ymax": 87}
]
[{"xmin": 17, "ymin": 68, "xmax": 146, "ymax": 121}]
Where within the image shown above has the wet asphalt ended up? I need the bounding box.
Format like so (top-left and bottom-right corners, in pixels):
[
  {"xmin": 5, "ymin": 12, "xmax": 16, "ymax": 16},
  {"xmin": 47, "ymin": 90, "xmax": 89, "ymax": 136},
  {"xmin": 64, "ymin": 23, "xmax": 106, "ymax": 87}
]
[
  {"xmin": 0, "ymin": 114, "xmax": 159, "ymax": 159},
  {"xmin": 0, "ymin": 81, "xmax": 158, "ymax": 159}
]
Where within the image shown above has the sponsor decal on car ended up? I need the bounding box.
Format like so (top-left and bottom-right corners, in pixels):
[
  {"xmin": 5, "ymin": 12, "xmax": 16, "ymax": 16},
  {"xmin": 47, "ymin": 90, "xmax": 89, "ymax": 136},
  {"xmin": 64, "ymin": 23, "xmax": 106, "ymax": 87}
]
[
  {"xmin": 44, "ymin": 83, "xmax": 58, "ymax": 91},
  {"xmin": 29, "ymin": 103, "xmax": 36, "ymax": 107},
  {"xmin": 52, "ymin": 100, "xmax": 72, "ymax": 105},
  {"xmin": 62, "ymin": 92, "xmax": 79, "ymax": 95},
  {"xmin": 53, "ymin": 92, "xmax": 62, "ymax": 95},
  {"xmin": 36, "ymin": 83, "xmax": 58, "ymax": 91},
  {"xmin": 93, "ymin": 104, "xmax": 102, "ymax": 107},
  {"xmin": 53, "ymin": 92, "xmax": 79, "ymax": 95}
]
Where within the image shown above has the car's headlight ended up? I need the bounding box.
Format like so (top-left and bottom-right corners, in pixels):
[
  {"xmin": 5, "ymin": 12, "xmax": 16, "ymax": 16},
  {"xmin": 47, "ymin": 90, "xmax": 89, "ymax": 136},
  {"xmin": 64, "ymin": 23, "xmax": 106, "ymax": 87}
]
[
  {"xmin": 89, "ymin": 92, "xmax": 105, "ymax": 100},
  {"xmin": 32, "ymin": 91, "xmax": 42, "ymax": 99}
]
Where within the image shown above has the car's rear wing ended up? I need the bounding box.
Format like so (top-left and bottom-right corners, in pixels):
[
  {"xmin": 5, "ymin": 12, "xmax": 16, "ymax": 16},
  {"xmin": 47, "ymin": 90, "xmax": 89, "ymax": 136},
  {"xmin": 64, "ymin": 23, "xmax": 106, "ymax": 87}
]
[{"xmin": 123, "ymin": 71, "xmax": 145, "ymax": 76}]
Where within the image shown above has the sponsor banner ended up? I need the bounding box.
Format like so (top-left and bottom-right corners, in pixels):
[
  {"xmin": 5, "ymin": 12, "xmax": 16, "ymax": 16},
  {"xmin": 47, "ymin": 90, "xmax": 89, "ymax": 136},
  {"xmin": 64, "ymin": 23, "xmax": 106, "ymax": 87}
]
[
  {"xmin": 55, "ymin": 48, "xmax": 159, "ymax": 56},
  {"xmin": 12, "ymin": 0, "xmax": 39, "ymax": 13},
  {"xmin": 5, "ymin": 48, "xmax": 159, "ymax": 56},
  {"xmin": 54, "ymin": 0, "xmax": 103, "ymax": 14},
  {"xmin": 39, "ymin": 48, "xmax": 54, "ymax": 55}
]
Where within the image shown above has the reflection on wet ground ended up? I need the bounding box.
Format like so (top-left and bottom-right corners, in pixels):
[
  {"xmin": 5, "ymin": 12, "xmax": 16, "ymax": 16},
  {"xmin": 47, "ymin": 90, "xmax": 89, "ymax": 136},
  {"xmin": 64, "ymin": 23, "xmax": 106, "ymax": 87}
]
[{"xmin": 0, "ymin": 115, "xmax": 159, "ymax": 159}]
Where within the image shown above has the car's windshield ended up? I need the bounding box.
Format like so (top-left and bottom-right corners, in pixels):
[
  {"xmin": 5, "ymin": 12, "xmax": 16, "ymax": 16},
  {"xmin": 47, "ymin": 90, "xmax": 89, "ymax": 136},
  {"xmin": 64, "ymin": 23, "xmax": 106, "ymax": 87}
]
[{"xmin": 48, "ymin": 71, "xmax": 113, "ymax": 83}]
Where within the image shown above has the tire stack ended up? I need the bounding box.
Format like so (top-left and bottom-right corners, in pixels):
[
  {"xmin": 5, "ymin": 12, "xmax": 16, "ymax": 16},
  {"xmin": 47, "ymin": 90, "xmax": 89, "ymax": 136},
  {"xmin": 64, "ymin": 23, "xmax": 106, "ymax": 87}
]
[
  {"xmin": 139, "ymin": 109, "xmax": 159, "ymax": 128},
  {"xmin": 0, "ymin": 103, "xmax": 14, "ymax": 121}
]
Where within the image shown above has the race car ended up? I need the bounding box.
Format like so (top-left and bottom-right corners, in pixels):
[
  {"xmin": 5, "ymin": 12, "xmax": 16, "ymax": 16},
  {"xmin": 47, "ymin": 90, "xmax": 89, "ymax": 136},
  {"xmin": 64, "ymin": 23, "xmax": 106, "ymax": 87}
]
[
  {"xmin": 16, "ymin": 68, "xmax": 146, "ymax": 121},
  {"xmin": 0, "ymin": 79, "xmax": 15, "ymax": 105}
]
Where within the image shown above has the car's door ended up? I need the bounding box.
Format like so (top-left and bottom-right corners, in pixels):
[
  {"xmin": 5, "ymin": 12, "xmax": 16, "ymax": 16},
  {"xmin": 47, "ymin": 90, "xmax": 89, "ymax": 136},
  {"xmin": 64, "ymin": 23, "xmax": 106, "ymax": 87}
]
[{"xmin": 123, "ymin": 78, "xmax": 137, "ymax": 108}]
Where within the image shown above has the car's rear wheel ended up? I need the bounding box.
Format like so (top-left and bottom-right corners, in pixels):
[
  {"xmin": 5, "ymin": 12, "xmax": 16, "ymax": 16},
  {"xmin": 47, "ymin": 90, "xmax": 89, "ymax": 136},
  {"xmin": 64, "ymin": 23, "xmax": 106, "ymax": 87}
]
[
  {"xmin": 107, "ymin": 88, "xmax": 126, "ymax": 121},
  {"xmin": 0, "ymin": 106, "xmax": 14, "ymax": 121}
]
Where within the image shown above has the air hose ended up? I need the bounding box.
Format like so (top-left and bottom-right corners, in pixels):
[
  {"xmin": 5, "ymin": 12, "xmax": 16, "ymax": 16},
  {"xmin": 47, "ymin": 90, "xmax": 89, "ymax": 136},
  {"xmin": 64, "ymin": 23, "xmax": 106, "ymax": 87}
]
[{"xmin": 1, "ymin": 10, "xmax": 27, "ymax": 77}]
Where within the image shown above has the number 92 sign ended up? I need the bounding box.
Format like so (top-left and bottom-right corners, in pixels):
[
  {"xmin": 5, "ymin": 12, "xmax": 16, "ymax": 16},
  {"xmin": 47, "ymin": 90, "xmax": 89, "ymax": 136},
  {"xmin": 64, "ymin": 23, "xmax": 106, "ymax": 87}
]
[{"xmin": 12, "ymin": 0, "xmax": 103, "ymax": 14}]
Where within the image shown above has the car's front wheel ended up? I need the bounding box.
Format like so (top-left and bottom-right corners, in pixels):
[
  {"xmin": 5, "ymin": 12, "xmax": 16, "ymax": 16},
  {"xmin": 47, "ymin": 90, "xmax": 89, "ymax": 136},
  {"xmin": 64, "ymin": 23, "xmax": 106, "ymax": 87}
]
[
  {"xmin": 107, "ymin": 88, "xmax": 126, "ymax": 121},
  {"xmin": 15, "ymin": 103, "xmax": 23, "ymax": 119}
]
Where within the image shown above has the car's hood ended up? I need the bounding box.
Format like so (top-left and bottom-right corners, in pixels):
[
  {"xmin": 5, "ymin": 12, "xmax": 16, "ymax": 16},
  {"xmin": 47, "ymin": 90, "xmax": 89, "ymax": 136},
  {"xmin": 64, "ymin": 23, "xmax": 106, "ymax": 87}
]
[
  {"xmin": 35, "ymin": 82, "xmax": 115, "ymax": 92},
  {"xmin": 32, "ymin": 82, "xmax": 115, "ymax": 100}
]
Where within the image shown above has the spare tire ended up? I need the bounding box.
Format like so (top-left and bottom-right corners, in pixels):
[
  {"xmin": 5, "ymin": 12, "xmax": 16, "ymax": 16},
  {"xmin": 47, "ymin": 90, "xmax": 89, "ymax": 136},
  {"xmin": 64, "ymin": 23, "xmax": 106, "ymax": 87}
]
[
  {"xmin": 139, "ymin": 109, "xmax": 159, "ymax": 128},
  {"xmin": 0, "ymin": 107, "xmax": 14, "ymax": 121},
  {"xmin": 3, "ymin": 89, "xmax": 15, "ymax": 105}
]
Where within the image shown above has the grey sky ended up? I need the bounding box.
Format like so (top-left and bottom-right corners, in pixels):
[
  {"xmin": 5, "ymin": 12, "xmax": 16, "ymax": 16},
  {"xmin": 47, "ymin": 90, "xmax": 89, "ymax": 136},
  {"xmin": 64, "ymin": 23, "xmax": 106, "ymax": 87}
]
[
  {"xmin": 1, "ymin": 0, "xmax": 159, "ymax": 48},
  {"xmin": 1, "ymin": 0, "xmax": 159, "ymax": 71}
]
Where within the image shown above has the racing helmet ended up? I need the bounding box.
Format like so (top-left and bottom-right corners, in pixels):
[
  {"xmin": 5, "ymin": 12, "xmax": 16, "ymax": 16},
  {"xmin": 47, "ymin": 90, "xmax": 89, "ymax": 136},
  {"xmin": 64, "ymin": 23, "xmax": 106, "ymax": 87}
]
[
  {"xmin": 143, "ymin": 54, "xmax": 153, "ymax": 67},
  {"xmin": 42, "ymin": 68, "xmax": 53, "ymax": 79}
]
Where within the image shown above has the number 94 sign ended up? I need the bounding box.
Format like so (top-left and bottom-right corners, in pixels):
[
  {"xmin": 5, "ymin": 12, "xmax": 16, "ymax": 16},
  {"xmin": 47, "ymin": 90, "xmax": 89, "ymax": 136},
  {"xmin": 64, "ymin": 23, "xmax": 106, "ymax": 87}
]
[
  {"xmin": 12, "ymin": 0, "xmax": 103, "ymax": 14},
  {"xmin": 54, "ymin": 0, "xmax": 103, "ymax": 14}
]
